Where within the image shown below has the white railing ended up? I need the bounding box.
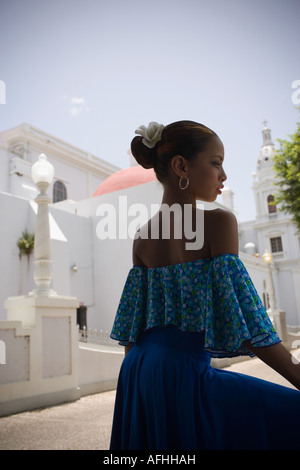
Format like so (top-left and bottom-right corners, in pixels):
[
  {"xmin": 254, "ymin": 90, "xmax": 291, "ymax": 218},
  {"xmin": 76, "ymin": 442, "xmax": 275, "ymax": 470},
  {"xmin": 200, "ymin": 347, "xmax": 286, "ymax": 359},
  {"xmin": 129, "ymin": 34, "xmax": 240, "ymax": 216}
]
[{"xmin": 77, "ymin": 325, "xmax": 116, "ymax": 346}]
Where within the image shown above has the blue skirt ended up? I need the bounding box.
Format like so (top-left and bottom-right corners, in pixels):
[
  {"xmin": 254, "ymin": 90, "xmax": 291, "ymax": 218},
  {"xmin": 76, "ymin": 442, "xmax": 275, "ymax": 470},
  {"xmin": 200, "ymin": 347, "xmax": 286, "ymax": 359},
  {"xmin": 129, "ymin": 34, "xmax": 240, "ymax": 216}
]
[{"xmin": 110, "ymin": 326, "xmax": 300, "ymax": 450}]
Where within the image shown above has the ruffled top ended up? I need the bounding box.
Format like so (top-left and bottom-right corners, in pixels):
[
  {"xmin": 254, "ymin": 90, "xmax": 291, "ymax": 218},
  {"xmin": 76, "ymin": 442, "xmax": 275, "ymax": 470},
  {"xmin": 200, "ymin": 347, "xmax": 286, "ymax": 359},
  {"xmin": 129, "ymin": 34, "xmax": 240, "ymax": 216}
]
[{"xmin": 110, "ymin": 254, "xmax": 281, "ymax": 358}]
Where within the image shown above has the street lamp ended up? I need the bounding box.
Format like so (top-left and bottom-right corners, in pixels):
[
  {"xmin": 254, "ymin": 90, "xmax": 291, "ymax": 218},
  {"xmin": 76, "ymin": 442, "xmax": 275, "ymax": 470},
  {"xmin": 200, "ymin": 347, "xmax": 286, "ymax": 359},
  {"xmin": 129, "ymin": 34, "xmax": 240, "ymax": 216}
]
[
  {"xmin": 262, "ymin": 249, "xmax": 277, "ymax": 312},
  {"xmin": 262, "ymin": 249, "xmax": 272, "ymax": 265},
  {"xmin": 31, "ymin": 153, "xmax": 56, "ymax": 296}
]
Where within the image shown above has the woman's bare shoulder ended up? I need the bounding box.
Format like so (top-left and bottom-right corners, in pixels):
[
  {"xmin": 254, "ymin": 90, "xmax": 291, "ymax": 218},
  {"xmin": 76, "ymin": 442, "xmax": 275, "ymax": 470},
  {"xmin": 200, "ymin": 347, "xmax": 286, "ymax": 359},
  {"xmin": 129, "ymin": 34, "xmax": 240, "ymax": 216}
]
[
  {"xmin": 205, "ymin": 207, "xmax": 237, "ymax": 221},
  {"xmin": 132, "ymin": 223, "xmax": 150, "ymax": 266},
  {"xmin": 205, "ymin": 209, "xmax": 239, "ymax": 256}
]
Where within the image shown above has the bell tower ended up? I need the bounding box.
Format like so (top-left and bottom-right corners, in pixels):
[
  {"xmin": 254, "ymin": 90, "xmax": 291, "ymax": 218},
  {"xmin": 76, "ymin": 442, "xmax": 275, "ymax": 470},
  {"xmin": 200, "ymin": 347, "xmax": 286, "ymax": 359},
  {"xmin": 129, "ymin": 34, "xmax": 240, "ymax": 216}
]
[
  {"xmin": 252, "ymin": 121, "xmax": 277, "ymax": 219},
  {"xmin": 257, "ymin": 121, "xmax": 275, "ymax": 172}
]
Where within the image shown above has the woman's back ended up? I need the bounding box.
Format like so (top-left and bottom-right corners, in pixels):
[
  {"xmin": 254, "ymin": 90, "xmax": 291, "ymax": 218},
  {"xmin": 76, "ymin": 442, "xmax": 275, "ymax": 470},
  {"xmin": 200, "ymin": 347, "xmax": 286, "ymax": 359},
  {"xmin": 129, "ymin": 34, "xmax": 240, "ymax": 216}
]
[{"xmin": 133, "ymin": 207, "xmax": 239, "ymax": 268}]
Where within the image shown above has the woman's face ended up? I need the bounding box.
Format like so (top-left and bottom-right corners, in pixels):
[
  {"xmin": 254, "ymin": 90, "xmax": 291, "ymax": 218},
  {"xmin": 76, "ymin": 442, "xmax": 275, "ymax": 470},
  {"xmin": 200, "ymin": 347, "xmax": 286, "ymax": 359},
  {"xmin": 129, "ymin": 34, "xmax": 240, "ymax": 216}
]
[{"xmin": 186, "ymin": 136, "xmax": 227, "ymax": 202}]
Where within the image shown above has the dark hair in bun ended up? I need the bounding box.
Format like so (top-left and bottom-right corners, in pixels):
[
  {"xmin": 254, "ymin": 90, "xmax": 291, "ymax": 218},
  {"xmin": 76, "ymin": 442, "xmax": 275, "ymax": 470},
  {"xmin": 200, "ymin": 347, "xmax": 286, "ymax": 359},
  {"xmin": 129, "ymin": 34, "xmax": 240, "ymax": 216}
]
[
  {"xmin": 131, "ymin": 120, "xmax": 218, "ymax": 184},
  {"xmin": 130, "ymin": 135, "xmax": 157, "ymax": 170}
]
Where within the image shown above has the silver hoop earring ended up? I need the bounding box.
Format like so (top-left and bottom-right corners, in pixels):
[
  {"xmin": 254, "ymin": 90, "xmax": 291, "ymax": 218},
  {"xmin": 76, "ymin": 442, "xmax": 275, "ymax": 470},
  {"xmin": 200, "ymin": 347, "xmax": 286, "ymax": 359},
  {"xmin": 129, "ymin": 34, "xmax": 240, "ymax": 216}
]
[{"xmin": 179, "ymin": 176, "xmax": 189, "ymax": 190}]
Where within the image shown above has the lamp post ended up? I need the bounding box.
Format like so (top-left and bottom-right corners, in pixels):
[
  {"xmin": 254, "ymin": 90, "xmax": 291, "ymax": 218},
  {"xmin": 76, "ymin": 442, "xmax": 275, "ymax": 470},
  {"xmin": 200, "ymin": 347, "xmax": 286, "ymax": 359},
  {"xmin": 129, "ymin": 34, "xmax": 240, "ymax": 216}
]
[
  {"xmin": 262, "ymin": 249, "xmax": 287, "ymax": 342},
  {"xmin": 31, "ymin": 153, "xmax": 56, "ymax": 296},
  {"xmin": 4, "ymin": 153, "xmax": 80, "ymax": 403},
  {"xmin": 262, "ymin": 249, "xmax": 277, "ymax": 312}
]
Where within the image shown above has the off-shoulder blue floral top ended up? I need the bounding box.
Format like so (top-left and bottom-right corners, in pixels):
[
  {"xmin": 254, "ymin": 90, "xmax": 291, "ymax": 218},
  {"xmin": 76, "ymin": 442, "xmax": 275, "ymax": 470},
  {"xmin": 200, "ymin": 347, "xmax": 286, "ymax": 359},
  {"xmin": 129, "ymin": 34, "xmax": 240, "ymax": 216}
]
[{"xmin": 110, "ymin": 254, "xmax": 281, "ymax": 358}]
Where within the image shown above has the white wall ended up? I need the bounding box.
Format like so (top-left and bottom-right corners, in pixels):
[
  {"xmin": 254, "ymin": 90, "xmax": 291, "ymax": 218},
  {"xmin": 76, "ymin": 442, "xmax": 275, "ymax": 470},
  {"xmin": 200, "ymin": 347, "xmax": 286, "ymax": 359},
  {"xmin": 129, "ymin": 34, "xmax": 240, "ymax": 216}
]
[
  {"xmin": 276, "ymin": 269, "xmax": 298, "ymax": 326},
  {"xmin": 0, "ymin": 148, "xmax": 10, "ymax": 193},
  {"xmin": 0, "ymin": 294, "xmax": 80, "ymax": 417},
  {"xmin": 0, "ymin": 190, "xmax": 96, "ymax": 321},
  {"xmin": 0, "ymin": 309, "xmax": 123, "ymax": 417},
  {"xmin": 49, "ymin": 205, "xmax": 94, "ymax": 305},
  {"xmin": 0, "ymin": 193, "xmax": 35, "ymax": 320},
  {"xmin": 0, "ymin": 324, "xmax": 29, "ymax": 383},
  {"xmin": 78, "ymin": 343, "xmax": 123, "ymax": 396}
]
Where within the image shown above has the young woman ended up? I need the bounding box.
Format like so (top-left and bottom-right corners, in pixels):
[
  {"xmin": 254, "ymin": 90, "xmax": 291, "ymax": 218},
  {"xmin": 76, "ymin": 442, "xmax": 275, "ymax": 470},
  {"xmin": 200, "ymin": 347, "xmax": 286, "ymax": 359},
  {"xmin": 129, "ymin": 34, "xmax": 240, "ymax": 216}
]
[{"xmin": 110, "ymin": 120, "xmax": 300, "ymax": 450}]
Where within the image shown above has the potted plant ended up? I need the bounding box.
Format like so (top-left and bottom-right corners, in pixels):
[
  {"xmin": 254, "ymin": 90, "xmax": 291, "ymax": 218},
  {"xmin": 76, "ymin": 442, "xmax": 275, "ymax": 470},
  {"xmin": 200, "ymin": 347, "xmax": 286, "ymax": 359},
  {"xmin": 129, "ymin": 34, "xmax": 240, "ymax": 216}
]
[{"xmin": 17, "ymin": 230, "xmax": 35, "ymax": 258}]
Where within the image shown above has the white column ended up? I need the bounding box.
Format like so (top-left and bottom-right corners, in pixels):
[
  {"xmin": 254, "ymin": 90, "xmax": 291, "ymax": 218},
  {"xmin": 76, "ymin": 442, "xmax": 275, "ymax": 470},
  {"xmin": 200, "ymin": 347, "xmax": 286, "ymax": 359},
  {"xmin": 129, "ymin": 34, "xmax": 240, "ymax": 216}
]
[
  {"xmin": 33, "ymin": 185, "xmax": 55, "ymax": 295},
  {"xmin": 31, "ymin": 154, "xmax": 56, "ymax": 296}
]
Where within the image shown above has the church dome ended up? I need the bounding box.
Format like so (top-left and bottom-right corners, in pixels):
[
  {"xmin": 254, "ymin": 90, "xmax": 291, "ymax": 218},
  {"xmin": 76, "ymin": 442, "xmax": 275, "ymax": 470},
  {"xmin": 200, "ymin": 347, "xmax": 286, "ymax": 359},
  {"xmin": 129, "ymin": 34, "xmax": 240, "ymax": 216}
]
[{"xmin": 93, "ymin": 165, "xmax": 156, "ymax": 197}]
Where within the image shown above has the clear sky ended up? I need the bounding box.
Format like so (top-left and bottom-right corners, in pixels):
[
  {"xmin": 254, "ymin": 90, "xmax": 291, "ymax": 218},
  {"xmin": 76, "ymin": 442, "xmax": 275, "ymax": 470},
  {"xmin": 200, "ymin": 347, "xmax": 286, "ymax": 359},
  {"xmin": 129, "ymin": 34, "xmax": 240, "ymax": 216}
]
[{"xmin": 0, "ymin": 0, "xmax": 299, "ymax": 221}]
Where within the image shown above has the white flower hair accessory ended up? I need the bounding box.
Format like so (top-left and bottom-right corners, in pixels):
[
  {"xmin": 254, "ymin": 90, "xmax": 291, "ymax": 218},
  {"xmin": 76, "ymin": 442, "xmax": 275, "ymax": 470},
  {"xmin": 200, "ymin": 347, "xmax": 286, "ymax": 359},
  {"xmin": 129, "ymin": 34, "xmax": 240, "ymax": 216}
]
[{"xmin": 135, "ymin": 121, "xmax": 164, "ymax": 148}]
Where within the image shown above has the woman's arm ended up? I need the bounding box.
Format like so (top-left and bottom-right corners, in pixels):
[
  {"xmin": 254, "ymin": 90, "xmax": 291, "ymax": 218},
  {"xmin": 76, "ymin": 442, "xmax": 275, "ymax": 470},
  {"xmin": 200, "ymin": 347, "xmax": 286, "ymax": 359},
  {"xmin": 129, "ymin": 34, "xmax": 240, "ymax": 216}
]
[
  {"xmin": 244, "ymin": 341, "xmax": 300, "ymax": 391},
  {"xmin": 125, "ymin": 344, "xmax": 133, "ymax": 356}
]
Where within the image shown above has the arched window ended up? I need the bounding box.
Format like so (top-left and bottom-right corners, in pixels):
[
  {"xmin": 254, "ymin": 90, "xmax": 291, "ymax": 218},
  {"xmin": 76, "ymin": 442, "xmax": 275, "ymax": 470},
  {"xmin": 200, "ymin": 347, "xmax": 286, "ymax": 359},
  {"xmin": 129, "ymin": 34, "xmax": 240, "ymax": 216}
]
[
  {"xmin": 53, "ymin": 180, "xmax": 67, "ymax": 203},
  {"xmin": 267, "ymin": 194, "xmax": 277, "ymax": 213}
]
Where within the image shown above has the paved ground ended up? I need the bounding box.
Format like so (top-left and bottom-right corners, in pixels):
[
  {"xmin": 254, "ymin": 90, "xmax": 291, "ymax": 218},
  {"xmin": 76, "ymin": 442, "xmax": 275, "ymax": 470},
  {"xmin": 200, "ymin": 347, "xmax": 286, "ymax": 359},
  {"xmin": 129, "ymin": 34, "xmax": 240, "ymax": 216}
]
[{"xmin": 0, "ymin": 357, "xmax": 298, "ymax": 451}]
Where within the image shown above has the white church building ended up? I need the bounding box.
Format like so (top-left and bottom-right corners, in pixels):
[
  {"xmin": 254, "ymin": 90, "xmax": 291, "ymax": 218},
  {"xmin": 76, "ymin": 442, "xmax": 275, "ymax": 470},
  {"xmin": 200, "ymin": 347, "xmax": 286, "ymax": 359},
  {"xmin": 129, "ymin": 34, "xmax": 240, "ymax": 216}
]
[{"xmin": 0, "ymin": 121, "xmax": 300, "ymax": 334}]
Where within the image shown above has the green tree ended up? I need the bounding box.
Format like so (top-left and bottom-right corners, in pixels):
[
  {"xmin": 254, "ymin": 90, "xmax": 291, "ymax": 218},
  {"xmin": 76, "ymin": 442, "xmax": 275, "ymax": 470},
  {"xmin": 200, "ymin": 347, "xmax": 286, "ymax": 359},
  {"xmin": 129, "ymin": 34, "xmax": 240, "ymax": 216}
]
[{"xmin": 273, "ymin": 113, "xmax": 300, "ymax": 232}]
